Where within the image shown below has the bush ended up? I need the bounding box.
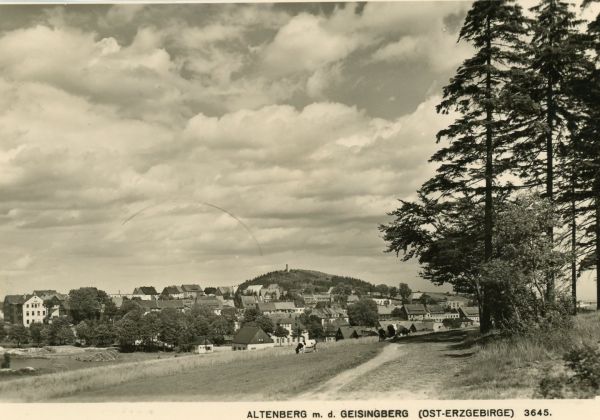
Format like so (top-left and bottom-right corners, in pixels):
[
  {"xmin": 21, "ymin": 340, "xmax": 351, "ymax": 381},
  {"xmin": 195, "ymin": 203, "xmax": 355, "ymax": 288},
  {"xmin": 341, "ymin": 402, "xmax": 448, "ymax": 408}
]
[
  {"xmin": 1, "ymin": 353, "xmax": 10, "ymax": 369},
  {"xmin": 537, "ymin": 344, "xmax": 600, "ymax": 398}
]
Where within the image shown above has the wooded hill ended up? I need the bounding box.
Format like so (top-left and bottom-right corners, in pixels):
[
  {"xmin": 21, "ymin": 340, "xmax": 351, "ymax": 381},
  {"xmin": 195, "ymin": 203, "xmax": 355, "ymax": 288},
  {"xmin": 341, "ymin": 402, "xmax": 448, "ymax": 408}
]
[{"xmin": 238, "ymin": 268, "xmax": 375, "ymax": 295}]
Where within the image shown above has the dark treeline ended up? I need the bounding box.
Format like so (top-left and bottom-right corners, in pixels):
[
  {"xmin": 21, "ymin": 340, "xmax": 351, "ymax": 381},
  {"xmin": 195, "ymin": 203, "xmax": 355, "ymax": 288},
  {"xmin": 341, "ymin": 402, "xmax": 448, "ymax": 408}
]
[{"xmin": 380, "ymin": 0, "xmax": 600, "ymax": 334}]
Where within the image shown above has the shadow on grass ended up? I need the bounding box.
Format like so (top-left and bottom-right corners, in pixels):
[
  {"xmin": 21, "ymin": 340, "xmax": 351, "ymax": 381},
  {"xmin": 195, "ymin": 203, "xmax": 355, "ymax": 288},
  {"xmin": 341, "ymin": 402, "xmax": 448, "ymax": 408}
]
[
  {"xmin": 392, "ymin": 329, "xmax": 472, "ymax": 345},
  {"xmin": 391, "ymin": 328, "xmax": 487, "ymax": 359},
  {"xmin": 443, "ymin": 352, "xmax": 476, "ymax": 358}
]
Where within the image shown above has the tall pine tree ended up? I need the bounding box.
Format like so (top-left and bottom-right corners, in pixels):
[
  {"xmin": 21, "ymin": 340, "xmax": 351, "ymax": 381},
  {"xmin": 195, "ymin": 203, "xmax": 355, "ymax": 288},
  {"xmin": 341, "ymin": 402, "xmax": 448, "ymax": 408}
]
[
  {"xmin": 510, "ymin": 0, "xmax": 590, "ymax": 302},
  {"xmin": 575, "ymin": 1, "xmax": 600, "ymax": 310},
  {"xmin": 424, "ymin": 0, "xmax": 528, "ymax": 332}
]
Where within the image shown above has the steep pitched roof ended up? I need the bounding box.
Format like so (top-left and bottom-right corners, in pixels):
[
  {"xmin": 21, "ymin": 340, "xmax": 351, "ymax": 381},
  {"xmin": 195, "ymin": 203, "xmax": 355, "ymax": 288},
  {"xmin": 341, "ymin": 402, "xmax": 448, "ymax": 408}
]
[
  {"xmin": 257, "ymin": 302, "xmax": 276, "ymax": 312},
  {"xmin": 233, "ymin": 325, "xmax": 273, "ymax": 345},
  {"xmin": 135, "ymin": 286, "xmax": 158, "ymax": 295},
  {"xmin": 337, "ymin": 326, "xmax": 358, "ymax": 339},
  {"xmin": 241, "ymin": 295, "xmax": 258, "ymax": 307},
  {"xmin": 33, "ymin": 290, "xmax": 58, "ymax": 296},
  {"xmin": 459, "ymin": 306, "xmax": 480, "ymax": 317},
  {"xmin": 324, "ymin": 318, "xmax": 350, "ymax": 333},
  {"xmin": 312, "ymin": 307, "xmax": 348, "ymax": 319},
  {"xmin": 137, "ymin": 300, "xmax": 186, "ymax": 310},
  {"xmin": 192, "ymin": 336, "xmax": 214, "ymax": 345},
  {"xmin": 426, "ymin": 304, "xmax": 445, "ymax": 314},
  {"xmin": 447, "ymin": 295, "xmax": 471, "ymax": 303},
  {"xmin": 4, "ymin": 295, "xmax": 27, "ymax": 305},
  {"xmin": 420, "ymin": 292, "xmax": 449, "ymax": 302},
  {"xmin": 162, "ymin": 286, "xmax": 184, "ymax": 295},
  {"xmin": 181, "ymin": 284, "xmax": 203, "ymax": 292},
  {"xmin": 194, "ymin": 296, "xmax": 222, "ymax": 309},
  {"xmin": 403, "ymin": 304, "xmax": 428, "ymax": 315},
  {"xmin": 273, "ymin": 301, "xmax": 296, "ymax": 311}
]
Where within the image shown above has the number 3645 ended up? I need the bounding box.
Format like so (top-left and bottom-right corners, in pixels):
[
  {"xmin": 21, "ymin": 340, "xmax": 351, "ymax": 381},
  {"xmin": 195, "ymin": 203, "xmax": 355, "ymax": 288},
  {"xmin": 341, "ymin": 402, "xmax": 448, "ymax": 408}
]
[{"xmin": 524, "ymin": 409, "xmax": 551, "ymax": 417}]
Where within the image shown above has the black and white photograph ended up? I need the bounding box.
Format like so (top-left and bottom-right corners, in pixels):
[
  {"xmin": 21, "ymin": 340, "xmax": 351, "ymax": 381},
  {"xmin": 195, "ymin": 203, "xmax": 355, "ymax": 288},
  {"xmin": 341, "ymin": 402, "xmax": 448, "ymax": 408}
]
[{"xmin": 0, "ymin": 0, "xmax": 600, "ymax": 404}]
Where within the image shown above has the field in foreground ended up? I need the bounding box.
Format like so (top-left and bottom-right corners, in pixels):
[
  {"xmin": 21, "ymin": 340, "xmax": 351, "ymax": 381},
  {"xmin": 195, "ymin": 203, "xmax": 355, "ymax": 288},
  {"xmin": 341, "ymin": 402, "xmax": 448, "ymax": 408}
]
[
  {"xmin": 0, "ymin": 338, "xmax": 381, "ymax": 402},
  {"xmin": 2, "ymin": 313, "xmax": 598, "ymax": 401}
]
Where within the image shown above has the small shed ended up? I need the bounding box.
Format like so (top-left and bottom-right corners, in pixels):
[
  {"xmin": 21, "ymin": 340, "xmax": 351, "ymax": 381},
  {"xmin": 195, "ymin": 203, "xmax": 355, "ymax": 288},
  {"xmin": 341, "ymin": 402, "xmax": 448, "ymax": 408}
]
[{"xmin": 193, "ymin": 336, "xmax": 214, "ymax": 354}]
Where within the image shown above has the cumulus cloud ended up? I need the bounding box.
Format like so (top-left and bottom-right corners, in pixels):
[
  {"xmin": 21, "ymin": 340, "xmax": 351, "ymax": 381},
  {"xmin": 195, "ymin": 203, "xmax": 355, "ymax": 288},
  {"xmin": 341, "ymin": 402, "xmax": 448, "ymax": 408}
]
[{"xmin": 0, "ymin": 2, "xmax": 515, "ymax": 296}]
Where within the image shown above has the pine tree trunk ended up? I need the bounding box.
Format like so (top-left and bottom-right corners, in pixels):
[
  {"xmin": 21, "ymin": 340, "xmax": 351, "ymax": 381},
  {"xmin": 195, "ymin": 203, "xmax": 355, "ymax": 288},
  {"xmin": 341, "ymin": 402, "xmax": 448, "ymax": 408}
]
[
  {"xmin": 545, "ymin": 0, "xmax": 556, "ymax": 303},
  {"xmin": 596, "ymin": 175, "xmax": 600, "ymax": 311},
  {"xmin": 571, "ymin": 186, "xmax": 577, "ymax": 315},
  {"xmin": 546, "ymin": 81, "xmax": 555, "ymax": 302},
  {"xmin": 481, "ymin": 15, "xmax": 494, "ymax": 334}
]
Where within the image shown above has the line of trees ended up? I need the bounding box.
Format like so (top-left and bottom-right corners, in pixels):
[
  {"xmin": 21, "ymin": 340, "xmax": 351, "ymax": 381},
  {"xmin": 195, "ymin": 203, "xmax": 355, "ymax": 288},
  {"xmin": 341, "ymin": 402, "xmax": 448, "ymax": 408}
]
[
  {"xmin": 0, "ymin": 303, "xmax": 238, "ymax": 351},
  {"xmin": 381, "ymin": 0, "xmax": 600, "ymax": 334}
]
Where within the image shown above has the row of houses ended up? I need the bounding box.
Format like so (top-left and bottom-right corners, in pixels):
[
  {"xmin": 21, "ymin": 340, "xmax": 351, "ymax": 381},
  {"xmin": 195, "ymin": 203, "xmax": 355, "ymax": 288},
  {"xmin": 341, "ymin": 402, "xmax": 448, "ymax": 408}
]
[
  {"xmin": 2, "ymin": 289, "xmax": 237, "ymax": 327},
  {"xmin": 128, "ymin": 285, "xmax": 237, "ymax": 301},
  {"xmin": 3, "ymin": 290, "xmax": 68, "ymax": 326},
  {"xmin": 376, "ymin": 303, "xmax": 480, "ymax": 324}
]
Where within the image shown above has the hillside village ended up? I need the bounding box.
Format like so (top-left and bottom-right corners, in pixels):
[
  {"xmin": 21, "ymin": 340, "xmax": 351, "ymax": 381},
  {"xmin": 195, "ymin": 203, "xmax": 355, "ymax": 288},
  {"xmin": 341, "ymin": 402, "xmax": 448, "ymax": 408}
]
[{"xmin": 0, "ymin": 268, "xmax": 480, "ymax": 353}]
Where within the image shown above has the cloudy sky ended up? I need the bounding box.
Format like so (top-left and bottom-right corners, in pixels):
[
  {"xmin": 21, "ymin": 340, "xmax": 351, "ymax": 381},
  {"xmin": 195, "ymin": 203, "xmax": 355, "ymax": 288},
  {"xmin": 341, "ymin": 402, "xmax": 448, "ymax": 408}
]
[{"xmin": 0, "ymin": 1, "xmax": 597, "ymax": 299}]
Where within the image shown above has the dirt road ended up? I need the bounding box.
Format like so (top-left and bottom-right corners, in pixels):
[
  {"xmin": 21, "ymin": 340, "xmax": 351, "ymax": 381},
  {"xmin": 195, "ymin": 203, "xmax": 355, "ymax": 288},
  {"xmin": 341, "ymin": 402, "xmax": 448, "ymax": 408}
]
[
  {"xmin": 298, "ymin": 344, "xmax": 403, "ymax": 400},
  {"xmin": 297, "ymin": 329, "xmax": 475, "ymax": 400}
]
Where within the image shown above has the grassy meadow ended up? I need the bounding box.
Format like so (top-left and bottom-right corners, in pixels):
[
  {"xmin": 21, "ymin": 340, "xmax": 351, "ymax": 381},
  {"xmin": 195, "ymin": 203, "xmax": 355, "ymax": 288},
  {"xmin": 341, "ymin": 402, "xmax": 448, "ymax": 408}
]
[
  {"xmin": 0, "ymin": 337, "xmax": 381, "ymax": 402},
  {"xmin": 444, "ymin": 312, "xmax": 600, "ymax": 399}
]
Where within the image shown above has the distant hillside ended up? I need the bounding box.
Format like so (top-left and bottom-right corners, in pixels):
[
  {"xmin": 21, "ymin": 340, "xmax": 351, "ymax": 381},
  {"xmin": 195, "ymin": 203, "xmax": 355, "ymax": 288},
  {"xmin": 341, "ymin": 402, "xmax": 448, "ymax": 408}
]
[{"xmin": 238, "ymin": 268, "xmax": 375, "ymax": 294}]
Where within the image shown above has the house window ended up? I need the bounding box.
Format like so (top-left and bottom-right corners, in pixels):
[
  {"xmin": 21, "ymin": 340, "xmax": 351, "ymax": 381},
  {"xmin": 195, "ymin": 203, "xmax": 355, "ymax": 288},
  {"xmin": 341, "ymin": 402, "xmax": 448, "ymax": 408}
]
[
  {"xmin": 37, "ymin": 311, "xmax": 40, "ymax": 316},
  {"xmin": 26, "ymin": 311, "xmax": 29, "ymax": 316},
  {"xmin": 26, "ymin": 320, "xmax": 29, "ymax": 324},
  {"xmin": 26, "ymin": 304, "xmax": 29, "ymax": 308}
]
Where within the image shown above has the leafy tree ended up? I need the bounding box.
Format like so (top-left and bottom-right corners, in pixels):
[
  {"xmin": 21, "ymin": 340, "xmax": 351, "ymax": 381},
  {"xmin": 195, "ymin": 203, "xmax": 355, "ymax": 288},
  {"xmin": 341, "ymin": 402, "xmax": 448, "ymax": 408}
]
[
  {"xmin": 9, "ymin": 324, "xmax": 30, "ymax": 347},
  {"xmin": 374, "ymin": 284, "xmax": 389, "ymax": 297},
  {"xmin": 75, "ymin": 320, "xmax": 94, "ymax": 346},
  {"xmin": 347, "ymin": 299, "xmax": 379, "ymax": 327},
  {"xmin": 510, "ymin": 0, "xmax": 592, "ymax": 301},
  {"xmin": 102, "ymin": 299, "xmax": 118, "ymax": 322},
  {"xmin": 273, "ymin": 325, "xmax": 289, "ymax": 338},
  {"xmin": 389, "ymin": 286, "xmax": 398, "ymax": 298},
  {"xmin": 210, "ymin": 316, "xmax": 234, "ymax": 343},
  {"xmin": 92, "ymin": 323, "xmax": 116, "ymax": 347},
  {"xmin": 139, "ymin": 312, "xmax": 161, "ymax": 350},
  {"xmin": 53, "ymin": 318, "xmax": 75, "ymax": 345},
  {"xmin": 391, "ymin": 307, "xmax": 403, "ymax": 318},
  {"xmin": 386, "ymin": 325, "xmax": 396, "ymax": 338},
  {"xmin": 480, "ymin": 195, "xmax": 569, "ymax": 330},
  {"xmin": 118, "ymin": 298, "xmax": 142, "ymax": 318},
  {"xmin": 116, "ymin": 317, "xmax": 140, "ymax": 352},
  {"xmin": 38, "ymin": 317, "xmax": 73, "ymax": 345},
  {"xmin": 158, "ymin": 308, "xmax": 184, "ymax": 348},
  {"xmin": 243, "ymin": 308, "xmax": 261, "ymax": 323},
  {"xmin": 298, "ymin": 313, "xmax": 324, "ymax": 339},
  {"xmin": 254, "ymin": 315, "xmax": 274, "ymax": 335},
  {"xmin": 68, "ymin": 287, "xmax": 114, "ymax": 323},
  {"xmin": 203, "ymin": 287, "xmax": 217, "ymax": 295},
  {"xmin": 220, "ymin": 307, "xmax": 237, "ymax": 322},
  {"xmin": 29, "ymin": 322, "xmax": 44, "ymax": 347},
  {"xmin": 398, "ymin": 283, "xmax": 412, "ymax": 303}
]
